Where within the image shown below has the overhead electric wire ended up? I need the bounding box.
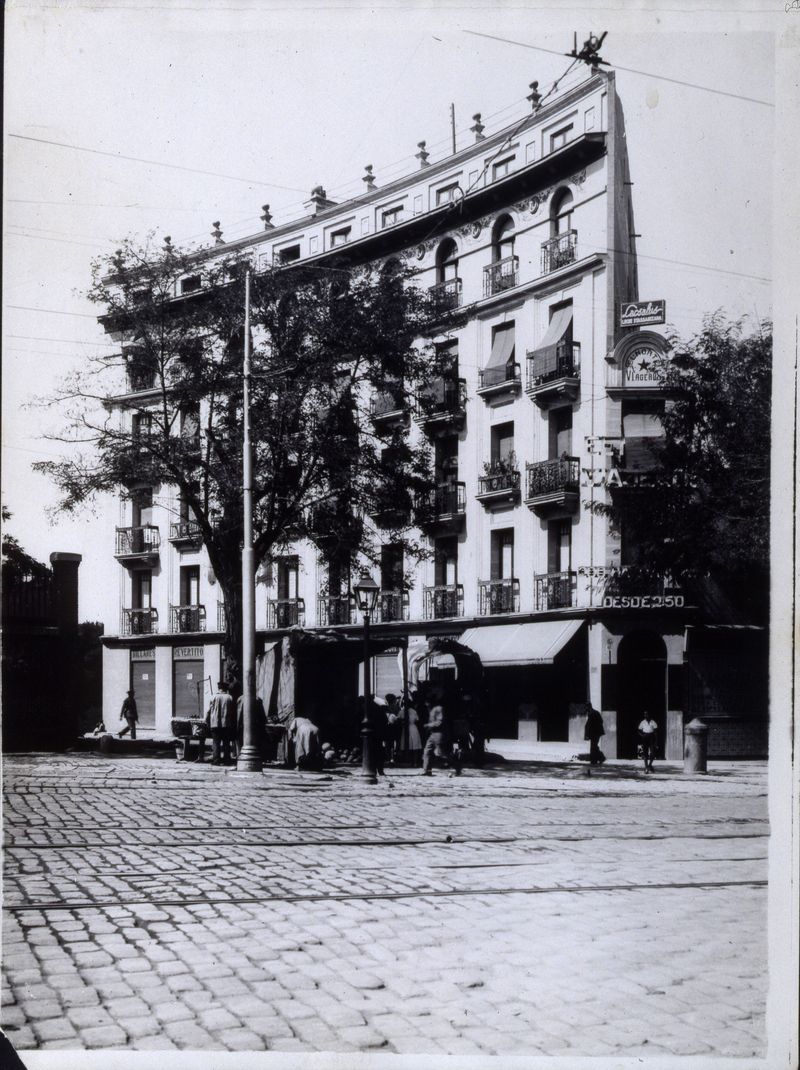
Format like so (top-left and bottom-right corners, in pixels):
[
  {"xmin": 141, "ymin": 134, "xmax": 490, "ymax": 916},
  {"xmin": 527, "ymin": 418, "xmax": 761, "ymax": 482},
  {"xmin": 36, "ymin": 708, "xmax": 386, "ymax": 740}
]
[{"xmin": 6, "ymin": 305, "xmax": 97, "ymax": 318}]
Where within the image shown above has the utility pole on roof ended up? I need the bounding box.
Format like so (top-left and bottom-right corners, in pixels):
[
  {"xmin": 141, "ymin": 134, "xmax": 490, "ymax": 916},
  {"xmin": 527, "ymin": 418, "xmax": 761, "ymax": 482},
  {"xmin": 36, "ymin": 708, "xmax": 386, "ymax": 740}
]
[{"xmin": 568, "ymin": 32, "xmax": 609, "ymax": 69}]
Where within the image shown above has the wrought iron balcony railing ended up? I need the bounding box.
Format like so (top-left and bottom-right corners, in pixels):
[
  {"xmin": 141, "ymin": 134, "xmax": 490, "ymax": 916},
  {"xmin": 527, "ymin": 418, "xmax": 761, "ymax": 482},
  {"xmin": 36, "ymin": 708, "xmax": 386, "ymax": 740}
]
[
  {"xmin": 527, "ymin": 341, "xmax": 581, "ymax": 388},
  {"xmin": 115, "ymin": 526, "xmax": 160, "ymax": 559},
  {"xmin": 416, "ymin": 377, "xmax": 466, "ymax": 424},
  {"xmin": 121, "ymin": 607, "xmax": 159, "ymax": 635},
  {"xmin": 526, "ymin": 457, "xmax": 580, "ymax": 498},
  {"xmin": 483, "ymin": 255, "xmax": 519, "ymax": 297},
  {"xmin": 535, "ymin": 571, "xmax": 578, "ymax": 610},
  {"xmin": 268, "ymin": 598, "xmax": 306, "ymax": 629},
  {"xmin": 318, "ymin": 594, "xmax": 356, "ymax": 626},
  {"xmin": 370, "ymin": 384, "xmax": 406, "ymax": 419},
  {"xmin": 127, "ymin": 367, "xmax": 157, "ymax": 393},
  {"xmin": 478, "ymin": 362, "xmax": 521, "ymax": 392},
  {"xmin": 170, "ymin": 604, "xmax": 206, "ymax": 633},
  {"xmin": 423, "ymin": 584, "xmax": 464, "ymax": 620},
  {"xmin": 478, "ymin": 466, "xmax": 521, "ymax": 497},
  {"xmin": 420, "ymin": 481, "xmax": 466, "ymax": 518},
  {"xmin": 169, "ymin": 520, "xmax": 202, "ymax": 546},
  {"xmin": 479, "ymin": 578, "xmax": 520, "ymax": 615},
  {"xmin": 541, "ymin": 230, "xmax": 577, "ymax": 274},
  {"xmin": 428, "ymin": 277, "xmax": 463, "ymax": 313},
  {"xmin": 376, "ymin": 589, "xmax": 409, "ymax": 623}
]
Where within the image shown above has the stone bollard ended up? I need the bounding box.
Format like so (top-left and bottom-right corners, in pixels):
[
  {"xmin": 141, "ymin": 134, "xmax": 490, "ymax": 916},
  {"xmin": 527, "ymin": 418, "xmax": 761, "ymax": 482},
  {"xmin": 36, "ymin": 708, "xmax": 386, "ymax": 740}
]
[
  {"xmin": 98, "ymin": 733, "xmax": 114, "ymax": 755},
  {"xmin": 683, "ymin": 718, "xmax": 709, "ymax": 774}
]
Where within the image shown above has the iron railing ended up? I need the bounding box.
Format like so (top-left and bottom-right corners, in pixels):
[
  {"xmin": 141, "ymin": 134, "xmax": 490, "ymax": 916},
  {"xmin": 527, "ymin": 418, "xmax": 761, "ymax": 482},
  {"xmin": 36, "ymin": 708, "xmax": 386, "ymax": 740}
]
[
  {"xmin": 2, "ymin": 572, "xmax": 54, "ymax": 624},
  {"xmin": 370, "ymin": 384, "xmax": 405, "ymax": 418},
  {"xmin": 376, "ymin": 590, "xmax": 409, "ymax": 623},
  {"xmin": 478, "ymin": 466, "xmax": 521, "ymax": 496},
  {"xmin": 478, "ymin": 362, "xmax": 520, "ymax": 391},
  {"xmin": 318, "ymin": 594, "xmax": 356, "ymax": 626},
  {"xmin": 526, "ymin": 458, "xmax": 580, "ymax": 498},
  {"xmin": 416, "ymin": 377, "xmax": 466, "ymax": 421},
  {"xmin": 418, "ymin": 482, "xmax": 466, "ymax": 519},
  {"xmin": 535, "ymin": 571, "xmax": 578, "ymax": 610},
  {"xmin": 170, "ymin": 604, "xmax": 206, "ymax": 633},
  {"xmin": 267, "ymin": 598, "xmax": 305, "ymax": 629},
  {"xmin": 423, "ymin": 584, "xmax": 464, "ymax": 619},
  {"xmin": 115, "ymin": 526, "xmax": 160, "ymax": 557},
  {"xmin": 483, "ymin": 255, "xmax": 519, "ymax": 296},
  {"xmin": 169, "ymin": 520, "xmax": 202, "ymax": 544},
  {"xmin": 479, "ymin": 578, "xmax": 520, "ymax": 615},
  {"xmin": 541, "ymin": 231, "xmax": 577, "ymax": 274},
  {"xmin": 429, "ymin": 277, "xmax": 463, "ymax": 312},
  {"xmin": 121, "ymin": 607, "xmax": 159, "ymax": 635},
  {"xmin": 527, "ymin": 341, "xmax": 581, "ymax": 388}
]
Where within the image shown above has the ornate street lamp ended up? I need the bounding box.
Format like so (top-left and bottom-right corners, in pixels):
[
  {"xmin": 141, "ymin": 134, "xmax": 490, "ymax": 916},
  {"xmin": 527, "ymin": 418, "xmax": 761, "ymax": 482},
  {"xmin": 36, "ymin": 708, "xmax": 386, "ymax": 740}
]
[{"xmin": 353, "ymin": 568, "xmax": 380, "ymax": 784}]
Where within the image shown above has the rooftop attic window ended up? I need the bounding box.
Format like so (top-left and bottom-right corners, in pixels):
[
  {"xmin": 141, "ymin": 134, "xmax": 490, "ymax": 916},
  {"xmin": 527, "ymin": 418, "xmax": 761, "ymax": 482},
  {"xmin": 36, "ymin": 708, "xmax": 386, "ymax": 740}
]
[
  {"xmin": 436, "ymin": 183, "xmax": 460, "ymax": 206},
  {"xmin": 381, "ymin": 205, "xmax": 403, "ymax": 229},
  {"xmin": 180, "ymin": 274, "xmax": 202, "ymax": 295},
  {"xmin": 330, "ymin": 227, "xmax": 350, "ymax": 248},
  {"xmin": 550, "ymin": 125, "xmax": 573, "ymax": 152},
  {"xmin": 278, "ymin": 245, "xmax": 301, "ymax": 264},
  {"xmin": 492, "ymin": 156, "xmax": 515, "ymax": 181}
]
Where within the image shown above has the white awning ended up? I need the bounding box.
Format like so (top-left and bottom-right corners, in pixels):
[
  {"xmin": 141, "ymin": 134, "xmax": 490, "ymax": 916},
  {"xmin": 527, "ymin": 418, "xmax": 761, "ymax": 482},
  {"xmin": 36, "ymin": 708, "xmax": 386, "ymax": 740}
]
[
  {"xmin": 485, "ymin": 323, "xmax": 516, "ymax": 369},
  {"xmin": 460, "ymin": 619, "xmax": 583, "ymax": 667},
  {"xmin": 530, "ymin": 306, "xmax": 573, "ymax": 376}
]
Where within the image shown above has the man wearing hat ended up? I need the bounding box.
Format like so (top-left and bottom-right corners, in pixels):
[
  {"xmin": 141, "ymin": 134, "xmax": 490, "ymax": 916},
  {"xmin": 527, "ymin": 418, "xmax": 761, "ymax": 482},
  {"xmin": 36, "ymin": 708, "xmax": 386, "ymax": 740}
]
[{"xmin": 118, "ymin": 689, "xmax": 138, "ymax": 740}]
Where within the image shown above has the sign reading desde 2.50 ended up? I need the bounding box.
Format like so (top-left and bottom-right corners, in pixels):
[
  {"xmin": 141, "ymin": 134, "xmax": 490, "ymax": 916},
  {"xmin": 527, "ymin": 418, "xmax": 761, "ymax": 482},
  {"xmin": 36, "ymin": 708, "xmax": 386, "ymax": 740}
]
[{"xmin": 619, "ymin": 300, "xmax": 666, "ymax": 328}]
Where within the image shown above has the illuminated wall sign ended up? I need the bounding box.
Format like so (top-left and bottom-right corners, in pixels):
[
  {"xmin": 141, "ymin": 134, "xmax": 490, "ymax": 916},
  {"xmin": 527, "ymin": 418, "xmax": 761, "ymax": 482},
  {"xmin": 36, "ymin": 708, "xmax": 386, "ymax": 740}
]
[
  {"xmin": 619, "ymin": 300, "xmax": 665, "ymax": 327},
  {"xmin": 624, "ymin": 345, "xmax": 665, "ymax": 387}
]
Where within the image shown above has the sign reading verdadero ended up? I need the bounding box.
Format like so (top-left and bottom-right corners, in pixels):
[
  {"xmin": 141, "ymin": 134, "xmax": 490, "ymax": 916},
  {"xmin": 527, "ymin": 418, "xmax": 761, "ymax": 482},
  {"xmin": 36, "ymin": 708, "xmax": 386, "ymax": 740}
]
[{"xmin": 619, "ymin": 300, "xmax": 665, "ymax": 328}]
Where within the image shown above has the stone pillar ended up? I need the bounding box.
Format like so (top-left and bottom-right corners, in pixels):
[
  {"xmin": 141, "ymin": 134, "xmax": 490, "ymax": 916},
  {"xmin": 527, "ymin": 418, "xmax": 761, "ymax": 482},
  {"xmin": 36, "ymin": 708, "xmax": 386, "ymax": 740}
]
[
  {"xmin": 49, "ymin": 553, "xmax": 82, "ymax": 634},
  {"xmin": 684, "ymin": 718, "xmax": 709, "ymax": 774}
]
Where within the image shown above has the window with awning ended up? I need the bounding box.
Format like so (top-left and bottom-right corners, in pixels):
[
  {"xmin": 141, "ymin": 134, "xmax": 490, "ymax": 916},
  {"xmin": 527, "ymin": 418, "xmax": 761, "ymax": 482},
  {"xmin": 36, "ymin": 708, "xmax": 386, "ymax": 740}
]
[
  {"xmin": 486, "ymin": 322, "xmax": 515, "ymax": 370},
  {"xmin": 530, "ymin": 304, "xmax": 575, "ymax": 380},
  {"xmin": 622, "ymin": 404, "xmax": 665, "ymax": 471}
]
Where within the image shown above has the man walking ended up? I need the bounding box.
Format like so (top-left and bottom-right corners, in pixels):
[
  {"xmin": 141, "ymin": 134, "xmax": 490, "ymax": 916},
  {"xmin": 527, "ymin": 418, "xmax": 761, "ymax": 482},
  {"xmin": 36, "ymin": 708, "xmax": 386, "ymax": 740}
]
[
  {"xmin": 638, "ymin": 710, "xmax": 658, "ymax": 773},
  {"xmin": 118, "ymin": 689, "xmax": 138, "ymax": 740},
  {"xmin": 205, "ymin": 681, "xmax": 235, "ymax": 765},
  {"xmin": 422, "ymin": 690, "xmax": 461, "ymax": 776},
  {"xmin": 584, "ymin": 704, "xmax": 606, "ymax": 765}
]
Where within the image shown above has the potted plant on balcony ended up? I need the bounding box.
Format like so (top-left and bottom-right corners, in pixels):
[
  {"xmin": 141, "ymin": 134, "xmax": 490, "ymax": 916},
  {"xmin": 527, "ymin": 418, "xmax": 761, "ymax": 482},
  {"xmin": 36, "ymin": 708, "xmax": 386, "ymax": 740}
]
[{"xmin": 483, "ymin": 452, "xmax": 518, "ymax": 492}]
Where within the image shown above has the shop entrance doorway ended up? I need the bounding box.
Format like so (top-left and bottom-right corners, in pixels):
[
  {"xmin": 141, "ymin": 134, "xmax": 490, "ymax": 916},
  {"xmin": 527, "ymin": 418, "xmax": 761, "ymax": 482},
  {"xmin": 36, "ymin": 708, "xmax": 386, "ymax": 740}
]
[
  {"xmin": 616, "ymin": 631, "xmax": 667, "ymax": 759},
  {"xmin": 130, "ymin": 657, "xmax": 156, "ymax": 728}
]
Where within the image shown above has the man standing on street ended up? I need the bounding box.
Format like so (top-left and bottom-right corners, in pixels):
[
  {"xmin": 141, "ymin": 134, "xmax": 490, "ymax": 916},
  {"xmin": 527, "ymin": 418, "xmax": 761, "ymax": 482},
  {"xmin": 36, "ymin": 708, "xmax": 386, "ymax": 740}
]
[
  {"xmin": 205, "ymin": 681, "xmax": 235, "ymax": 765},
  {"xmin": 422, "ymin": 690, "xmax": 461, "ymax": 776},
  {"xmin": 584, "ymin": 703, "xmax": 606, "ymax": 765},
  {"xmin": 638, "ymin": 710, "xmax": 658, "ymax": 773},
  {"xmin": 118, "ymin": 689, "xmax": 138, "ymax": 740}
]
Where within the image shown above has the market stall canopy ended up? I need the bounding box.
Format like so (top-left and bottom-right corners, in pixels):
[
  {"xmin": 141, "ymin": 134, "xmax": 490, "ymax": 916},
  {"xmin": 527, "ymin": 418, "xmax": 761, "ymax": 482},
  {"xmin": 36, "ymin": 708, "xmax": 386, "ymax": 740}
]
[{"xmin": 460, "ymin": 619, "xmax": 583, "ymax": 667}]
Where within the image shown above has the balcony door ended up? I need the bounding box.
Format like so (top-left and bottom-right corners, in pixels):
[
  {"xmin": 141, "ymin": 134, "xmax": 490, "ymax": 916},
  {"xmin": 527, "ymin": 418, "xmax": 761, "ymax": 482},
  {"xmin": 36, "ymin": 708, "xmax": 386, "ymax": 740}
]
[
  {"xmin": 132, "ymin": 487, "xmax": 153, "ymax": 527},
  {"xmin": 549, "ymin": 407, "xmax": 573, "ymax": 459},
  {"xmin": 435, "ymin": 538, "xmax": 458, "ymax": 587},
  {"xmin": 277, "ymin": 557, "xmax": 299, "ymax": 602},
  {"xmin": 132, "ymin": 571, "xmax": 152, "ymax": 610},
  {"xmin": 180, "ymin": 566, "xmax": 200, "ymax": 607},
  {"xmin": 491, "ymin": 422, "xmax": 515, "ymax": 466},
  {"xmin": 491, "ymin": 530, "xmax": 514, "ymax": 581},
  {"xmin": 548, "ymin": 520, "xmax": 572, "ymax": 574}
]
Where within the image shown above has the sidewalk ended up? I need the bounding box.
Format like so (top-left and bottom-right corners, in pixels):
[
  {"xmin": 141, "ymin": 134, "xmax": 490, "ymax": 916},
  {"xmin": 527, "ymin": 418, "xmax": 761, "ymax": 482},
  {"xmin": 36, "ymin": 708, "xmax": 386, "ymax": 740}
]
[{"xmin": 2, "ymin": 752, "xmax": 768, "ymax": 1059}]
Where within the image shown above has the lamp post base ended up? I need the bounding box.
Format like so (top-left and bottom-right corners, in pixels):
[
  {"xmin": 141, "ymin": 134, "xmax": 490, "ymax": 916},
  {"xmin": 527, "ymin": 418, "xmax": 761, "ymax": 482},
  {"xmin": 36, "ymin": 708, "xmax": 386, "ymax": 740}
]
[{"xmin": 235, "ymin": 746, "xmax": 263, "ymax": 774}]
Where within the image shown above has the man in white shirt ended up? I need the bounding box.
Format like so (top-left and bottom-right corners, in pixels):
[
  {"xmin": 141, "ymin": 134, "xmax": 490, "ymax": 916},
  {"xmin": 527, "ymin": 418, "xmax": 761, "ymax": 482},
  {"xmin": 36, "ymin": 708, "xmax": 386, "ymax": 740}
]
[{"xmin": 637, "ymin": 712, "xmax": 658, "ymax": 773}]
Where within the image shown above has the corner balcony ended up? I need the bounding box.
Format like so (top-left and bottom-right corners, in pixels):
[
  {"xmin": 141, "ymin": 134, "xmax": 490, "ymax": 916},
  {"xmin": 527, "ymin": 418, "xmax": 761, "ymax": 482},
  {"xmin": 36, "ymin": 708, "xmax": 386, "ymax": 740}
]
[
  {"xmin": 524, "ymin": 458, "xmax": 580, "ymax": 517},
  {"xmin": 121, "ymin": 607, "xmax": 159, "ymax": 635},
  {"xmin": 169, "ymin": 519, "xmax": 203, "ymax": 550},
  {"xmin": 477, "ymin": 362, "xmax": 521, "ymax": 402},
  {"xmin": 267, "ymin": 598, "xmax": 305, "ymax": 629},
  {"xmin": 526, "ymin": 342, "xmax": 581, "ymax": 407},
  {"xmin": 318, "ymin": 594, "xmax": 356, "ymax": 626},
  {"xmin": 170, "ymin": 604, "xmax": 206, "ymax": 633},
  {"xmin": 115, "ymin": 526, "xmax": 160, "ymax": 569},
  {"xmin": 428, "ymin": 278, "xmax": 463, "ymax": 315},
  {"xmin": 541, "ymin": 231, "xmax": 577, "ymax": 275},
  {"xmin": 535, "ymin": 571, "xmax": 578, "ymax": 611},
  {"xmin": 376, "ymin": 589, "xmax": 409, "ymax": 623},
  {"xmin": 476, "ymin": 465, "xmax": 521, "ymax": 510},
  {"xmin": 483, "ymin": 255, "xmax": 519, "ymax": 297},
  {"xmin": 369, "ymin": 384, "xmax": 408, "ymax": 430},
  {"xmin": 415, "ymin": 482, "xmax": 466, "ymax": 534},
  {"xmin": 424, "ymin": 584, "xmax": 464, "ymax": 620},
  {"xmin": 479, "ymin": 578, "xmax": 520, "ymax": 616},
  {"xmin": 416, "ymin": 378, "xmax": 466, "ymax": 434},
  {"xmin": 126, "ymin": 367, "xmax": 157, "ymax": 393}
]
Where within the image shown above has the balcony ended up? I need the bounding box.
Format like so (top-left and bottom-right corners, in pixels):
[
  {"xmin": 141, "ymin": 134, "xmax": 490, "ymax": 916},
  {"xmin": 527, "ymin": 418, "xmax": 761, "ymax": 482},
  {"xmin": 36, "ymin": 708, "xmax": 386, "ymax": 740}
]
[
  {"xmin": 127, "ymin": 366, "xmax": 157, "ymax": 393},
  {"xmin": 121, "ymin": 607, "xmax": 159, "ymax": 635},
  {"xmin": 479, "ymin": 578, "xmax": 520, "ymax": 616},
  {"xmin": 115, "ymin": 526, "xmax": 160, "ymax": 568},
  {"xmin": 369, "ymin": 384, "xmax": 408, "ymax": 429},
  {"xmin": 416, "ymin": 377, "xmax": 466, "ymax": 434},
  {"xmin": 483, "ymin": 255, "xmax": 519, "ymax": 297},
  {"xmin": 170, "ymin": 604, "xmax": 206, "ymax": 633},
  {"xmin": 424, "ymin": 584, "xmax": 464, "ymax": 620},
  {"xmin": 541, "ymin": 231, "xmax": 577, "ymax": 274},
  {"xmin": 318, "ymin": 594, "xmax": 356, "ymax": 626},
  {"xmin": 477, "ymin": 362, "xmax": 521, "ymax": 401},
  {"xmin": 526, "ymin": 342, "xmax": 581, "ymax": 407},
  {"xmin": 416, "ymin": 482, "xmax": 466, "ymax": 534},
  {"xmin": 428, "ymin": 278, "xmax": 463, "ymax": 315},
  {"xmin": 268, "ymin": 598, "xmax": 306, "ymax": 629},
  {"xmin": 376, "ymin": 589, "xmax": 409, "ymax": 623},
  {"xmin": 524, "ymin": 458, "xmax": 580, "ymax": 517},
  {"xmin": 169, "ymin": 519, "xmax": 203, "ymax": 550},
  {"xmin": 476, "ymin": 464, "xmax": 521, "ymax": 509},
  {"xmin": 535, "ymin": 571, "xmax": 578, "ymax": 610}
]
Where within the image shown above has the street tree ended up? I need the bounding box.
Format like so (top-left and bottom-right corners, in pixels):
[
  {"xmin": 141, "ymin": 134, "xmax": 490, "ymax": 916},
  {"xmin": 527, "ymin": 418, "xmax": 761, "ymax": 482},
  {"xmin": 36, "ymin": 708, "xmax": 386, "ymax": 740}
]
[
  {"xmin": 598, "ymin": 313, "xmax": 771, "ymax": 620},
  {"xmin": 35, "ymin": 235, "xmax": 458, "ymax": 675}
]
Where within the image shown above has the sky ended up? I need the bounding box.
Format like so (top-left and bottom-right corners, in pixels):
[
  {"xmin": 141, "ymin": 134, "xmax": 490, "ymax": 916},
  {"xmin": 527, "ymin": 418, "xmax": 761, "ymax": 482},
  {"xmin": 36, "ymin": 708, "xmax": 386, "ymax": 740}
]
[{"xmin": 1, "ymin": 1, "xmax": 790, "ymax": 622}]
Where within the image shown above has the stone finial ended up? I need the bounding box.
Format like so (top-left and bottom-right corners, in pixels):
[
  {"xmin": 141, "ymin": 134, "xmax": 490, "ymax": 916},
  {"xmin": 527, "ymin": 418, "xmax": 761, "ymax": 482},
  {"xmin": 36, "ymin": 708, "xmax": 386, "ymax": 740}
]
[
  {"xmin": 261, "ymin": 204, "xmax": 274, "ymax": 229},
  {"xmin": 471, "ymin": 113, "xmax": 485, "ymax": 142},
  {"xmin": 363, "ymin": 164, "xmax": 376, "ymax": 191},
  {"xmin": 163, "ymin": 235, "xmax": 174, "ymax": 256},
  {"xmin": 211, "ymin": 221, "xmax": 224, "ymax": 245},
  {"xmin": 416, "ymin": 140, "xmax": 430, "ymax": 168},
  {"xmin": 527, "ymin": 81, "xmax": 542, "ymax": 111},
  {"xmin": 304, "ymin": 186, "xmax": 337, "ymax": 216}
]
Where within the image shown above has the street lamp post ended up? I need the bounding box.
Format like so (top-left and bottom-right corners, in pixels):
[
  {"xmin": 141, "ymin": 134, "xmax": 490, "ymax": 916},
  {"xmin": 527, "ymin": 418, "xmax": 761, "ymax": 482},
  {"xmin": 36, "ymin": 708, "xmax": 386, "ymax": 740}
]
[{"xmin": 354, "ymin": 569, "xmax": 380, "ymax": 784}]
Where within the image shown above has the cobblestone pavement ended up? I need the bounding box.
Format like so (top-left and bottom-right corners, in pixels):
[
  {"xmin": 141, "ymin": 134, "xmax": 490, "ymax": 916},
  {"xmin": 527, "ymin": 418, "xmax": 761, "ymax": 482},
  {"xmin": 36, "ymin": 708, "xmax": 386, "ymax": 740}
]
[{"xmin": 2, "ymin": 753, "xmax": 768, "ymax": 1058}]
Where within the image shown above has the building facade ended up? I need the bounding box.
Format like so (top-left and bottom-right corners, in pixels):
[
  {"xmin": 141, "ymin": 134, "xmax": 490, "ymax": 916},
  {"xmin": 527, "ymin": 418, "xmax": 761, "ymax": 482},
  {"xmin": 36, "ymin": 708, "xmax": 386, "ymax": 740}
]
[{"xmin": 100, "ymin": 66, "xmax": 766, "ymax": 760}]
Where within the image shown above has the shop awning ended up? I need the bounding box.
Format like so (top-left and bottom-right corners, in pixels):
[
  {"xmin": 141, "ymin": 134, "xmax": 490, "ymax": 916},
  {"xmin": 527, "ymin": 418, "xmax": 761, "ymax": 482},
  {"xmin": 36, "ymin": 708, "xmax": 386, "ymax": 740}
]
[
  {"xmin": 529, "ymin": 306, "xmax": 573, "ymax": 378},
  {"xmin": 460, "ymin": 619, "xmax": 583, "ymax": 667}
]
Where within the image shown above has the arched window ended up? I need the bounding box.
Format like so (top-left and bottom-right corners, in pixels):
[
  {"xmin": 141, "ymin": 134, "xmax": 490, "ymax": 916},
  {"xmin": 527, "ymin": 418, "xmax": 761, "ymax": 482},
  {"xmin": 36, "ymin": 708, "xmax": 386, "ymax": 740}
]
[
  {"xmin": 492, "ymin": 215, "xmax": 515, "ymax": 262},
  {"xmin": 435, "ymin": 239, "xmax": 458, "ymax": 284},
  {"xmin": 550, "ymin": 188, "xmax": 574, "ymax": 237}
]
